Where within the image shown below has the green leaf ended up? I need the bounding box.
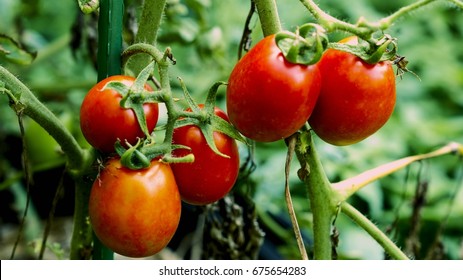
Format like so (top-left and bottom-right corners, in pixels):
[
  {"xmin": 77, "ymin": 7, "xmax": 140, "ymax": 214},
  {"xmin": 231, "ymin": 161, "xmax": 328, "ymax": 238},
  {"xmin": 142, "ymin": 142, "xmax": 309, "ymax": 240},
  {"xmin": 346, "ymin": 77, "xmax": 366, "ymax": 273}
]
[{"xmin": 0, "ymin": 34, "xmax": 37, "ymax": 65}]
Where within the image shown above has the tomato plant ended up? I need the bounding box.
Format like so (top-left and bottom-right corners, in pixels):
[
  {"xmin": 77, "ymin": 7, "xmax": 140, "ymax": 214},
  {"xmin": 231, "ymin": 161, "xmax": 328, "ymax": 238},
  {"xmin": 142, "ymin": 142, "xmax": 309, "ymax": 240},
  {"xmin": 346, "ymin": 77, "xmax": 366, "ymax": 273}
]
[
  {"xmin": 308, "ymin": 37, "xmax": 396, "ymax": 146},
  {"xmin": 88, "ymin": 157, "xmax": 181, "ymax": 258},
  {"xmin": 80, "ymin": 75, "xmax": 159, "ymax": 153},
  {"xmin": 226, "ymin": 34, "xmax": 321, "ymax": 142},
  {"xmin": 172, "ymin": 106, "xmax": 240, "ymax": 205}
]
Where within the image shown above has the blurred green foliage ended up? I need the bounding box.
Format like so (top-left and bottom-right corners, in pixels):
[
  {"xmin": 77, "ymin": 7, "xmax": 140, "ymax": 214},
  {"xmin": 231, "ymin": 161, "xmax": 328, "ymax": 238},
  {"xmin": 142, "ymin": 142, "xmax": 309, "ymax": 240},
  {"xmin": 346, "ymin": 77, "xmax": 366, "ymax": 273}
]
[{"xmin": 0, "ymin": 0, "xmax": 462, "ymax": 259}]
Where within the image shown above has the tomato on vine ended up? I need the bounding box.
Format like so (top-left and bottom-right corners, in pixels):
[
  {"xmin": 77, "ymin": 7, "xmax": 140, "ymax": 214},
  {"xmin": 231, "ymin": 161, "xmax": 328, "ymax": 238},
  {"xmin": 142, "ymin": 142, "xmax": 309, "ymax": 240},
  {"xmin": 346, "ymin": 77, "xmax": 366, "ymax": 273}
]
[
  {"xmin": 308, "ymin": 37, "xmax": 396, "ymax": 146},
  {"xmin": 172, "ymin": 106, "xmax": 240, "ymax": 205},
  {"xmin": 80, "ymin": 75, "xmax": 159, "ymax": 153},
  {"xmin": 226, "ymin": 34, "xmax": 322, "ymax": 142},
  {"xmin": 89, "ymin": 157, "xmax": 181, "ymax": 258}
]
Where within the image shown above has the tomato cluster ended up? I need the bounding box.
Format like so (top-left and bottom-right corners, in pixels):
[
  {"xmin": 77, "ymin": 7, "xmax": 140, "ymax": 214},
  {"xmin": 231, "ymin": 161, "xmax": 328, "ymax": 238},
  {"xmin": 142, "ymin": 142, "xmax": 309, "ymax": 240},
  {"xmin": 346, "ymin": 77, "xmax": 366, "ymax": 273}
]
[
  {"xmin": 80, "ymin": 78, "xmax": 240, "ymax": 257},
  {"xmin": 81, "ymin": 33, "xmax": 395, "ymax": 258},
  {"xmin": 226, "ymin": 35, "xmax": 396, "ymax": 146}
]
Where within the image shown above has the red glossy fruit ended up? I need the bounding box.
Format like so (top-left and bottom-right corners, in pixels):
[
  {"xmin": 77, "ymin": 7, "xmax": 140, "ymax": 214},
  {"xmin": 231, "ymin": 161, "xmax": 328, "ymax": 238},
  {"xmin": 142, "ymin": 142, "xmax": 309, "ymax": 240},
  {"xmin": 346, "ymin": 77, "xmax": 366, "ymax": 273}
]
[
  {"xmin": 89, "ymin": 158, "xmax": 181, "ymax": 258},
  {"xmin": 308, "ymin": 37, "xmax": 396, "ymax": 146},
  {"xmin": 172, "ymin": 106, "xmax": 240, "ymax": 205},
  {"xmin": 80, "ymin": 75, "xmax": 159, "ymax": 153},
  {"xmin": 226, "ymin": 34, "xmax": 321, "ymax": 142}
]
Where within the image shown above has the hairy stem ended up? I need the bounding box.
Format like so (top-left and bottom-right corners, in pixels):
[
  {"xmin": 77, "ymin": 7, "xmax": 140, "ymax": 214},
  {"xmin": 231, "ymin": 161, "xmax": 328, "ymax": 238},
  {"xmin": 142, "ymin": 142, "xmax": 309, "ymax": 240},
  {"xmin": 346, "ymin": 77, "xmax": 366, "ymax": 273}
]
[
  {"xmin": 300, "ymin": 0, "xmax": 462, "ymax": 40},
  {"xmin": 294, "ymin": 131, "xmax": 337, "ymax": 260},
  {"xmin": 341, "ymin": 202, "xmax": 409, "ymax": 260},
  {"xmin": 127, "ymin": 0, "xmax": 167, "ymax": 75},
  {"xmin": 0, "ymin": 66, "xmax": 90, "ymax": 172},
  {"xmin": 253, "ymin": 0, "xmax": 282, "ymax": 36}
]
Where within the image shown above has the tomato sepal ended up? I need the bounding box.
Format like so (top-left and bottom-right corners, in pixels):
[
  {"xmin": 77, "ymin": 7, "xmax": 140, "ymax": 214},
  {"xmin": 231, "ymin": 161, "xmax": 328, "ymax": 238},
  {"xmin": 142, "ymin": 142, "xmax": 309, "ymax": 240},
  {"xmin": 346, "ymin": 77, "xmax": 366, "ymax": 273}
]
[
  {"xmin": 116, "ymin": 139, "xmax": 151, "ymax": 170},
  {"xmin": 275, "ymin": 23, "xmax": 328, "ymax": 65},
  {"xmin": 328, "ymin": 34, "xmax": 398, "ymax": 64}
]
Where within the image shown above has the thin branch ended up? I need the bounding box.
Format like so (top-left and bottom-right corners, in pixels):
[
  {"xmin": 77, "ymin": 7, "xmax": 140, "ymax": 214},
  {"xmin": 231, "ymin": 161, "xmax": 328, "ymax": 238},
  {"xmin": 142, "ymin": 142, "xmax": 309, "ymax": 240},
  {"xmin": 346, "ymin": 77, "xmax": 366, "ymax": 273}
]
[
  {"xmin": 341, "ymin": 202, "xmax": 410, "ymax": 260},
  {"xmin": 284, "ymin": 135, "xmax": 309, "ymax": 260}
]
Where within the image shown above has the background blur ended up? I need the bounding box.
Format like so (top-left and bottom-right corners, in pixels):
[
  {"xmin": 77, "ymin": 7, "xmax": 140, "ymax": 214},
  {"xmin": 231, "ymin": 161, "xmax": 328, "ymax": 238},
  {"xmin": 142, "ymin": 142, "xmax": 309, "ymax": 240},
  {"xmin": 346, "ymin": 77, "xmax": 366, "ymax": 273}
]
[{"xmin": 1, "ymin": 0, "xmax": 462, "ymax": 260}]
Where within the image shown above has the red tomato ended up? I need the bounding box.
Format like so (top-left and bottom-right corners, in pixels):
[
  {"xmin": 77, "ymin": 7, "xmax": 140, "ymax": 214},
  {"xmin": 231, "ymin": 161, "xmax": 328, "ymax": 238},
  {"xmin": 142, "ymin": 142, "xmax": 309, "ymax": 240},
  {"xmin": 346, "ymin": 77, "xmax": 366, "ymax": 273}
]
[
  {"xmin": 172, "ymin": 106, "xmax": 240, "ymax": 205},
  {"xmin": 89, "ymin": 158, "xmax": 181, "ymax": 258},
  {"xmin": 80, "ymin": 75, "xmax": 159, "ymax": 153},
  {"xmin": 308, "ymin": 37, "xmax": 396, "ymax": 146},
  {"xmin": 226, "ymin": 34, "xmax": 321, "ymax": 142}
]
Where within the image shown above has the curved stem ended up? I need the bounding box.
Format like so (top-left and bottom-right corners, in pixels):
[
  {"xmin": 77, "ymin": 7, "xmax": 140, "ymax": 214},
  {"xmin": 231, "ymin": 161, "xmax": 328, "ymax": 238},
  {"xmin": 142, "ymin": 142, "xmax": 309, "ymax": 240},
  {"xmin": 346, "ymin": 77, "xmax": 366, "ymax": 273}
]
[
  {"xmin": 378, "ymin": 0, "xmax": 463, "ymax": 29},
  {"xmin": 1, "ymin": 66, "xmax": 90, "ymax": 172},
  {"xmin": 299, "ymin": 0, "xmax": 462, "ymax": 41},
  {"xmin": 298, "ymin": 0, "xmax": 374, "ymax": 40},
  {"xmin": 285, "ymin": 135, "xmax": 309, "ymax": 260},
  {"xmin": 341, "ymin": 202, "xmax": 409, "ymax": 260}
]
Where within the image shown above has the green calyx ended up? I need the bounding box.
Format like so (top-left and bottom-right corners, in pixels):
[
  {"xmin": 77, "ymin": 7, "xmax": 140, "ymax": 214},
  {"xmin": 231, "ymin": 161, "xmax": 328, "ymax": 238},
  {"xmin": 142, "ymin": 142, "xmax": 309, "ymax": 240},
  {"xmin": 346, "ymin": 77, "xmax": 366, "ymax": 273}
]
[
  {"xmin": 329, "ymin": 34, "xmax": 398, "ymax": 64},
  {"xmin": 174, "ymin": 79, "xmax": 247, "ymax": 159},
  {"xmin": 275, "ymin": 23, "xmax": 328, "ymax": 65}
]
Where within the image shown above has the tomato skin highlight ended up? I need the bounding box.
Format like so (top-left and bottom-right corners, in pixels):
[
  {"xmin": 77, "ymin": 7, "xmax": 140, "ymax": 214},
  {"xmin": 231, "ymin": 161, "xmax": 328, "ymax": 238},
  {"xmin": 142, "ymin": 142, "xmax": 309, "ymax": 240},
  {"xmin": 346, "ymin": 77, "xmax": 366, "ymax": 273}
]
[
  {"xmin": 308, "ymin": 37, "xmax": 396, "ymax": 146},
  {"xmin": 172, "ymin": 106, "xmax": 240, "ymax": 205},
  {"xmin": 80, "ymin": 75, "xmax": 159, "ymax": 153},
  {"xmin": 226, "ymin": 34, "xmax": 321, "ymax": 142},
  {"xmin": 89, "ymin": 158, "xmax": 181, "ymax": 258}
]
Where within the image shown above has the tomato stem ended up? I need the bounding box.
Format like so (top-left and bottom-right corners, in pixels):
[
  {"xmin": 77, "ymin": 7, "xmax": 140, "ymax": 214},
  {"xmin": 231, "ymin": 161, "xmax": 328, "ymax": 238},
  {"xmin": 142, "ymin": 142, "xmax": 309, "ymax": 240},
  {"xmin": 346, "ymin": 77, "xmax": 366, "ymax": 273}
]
[
  {"xmin": 294, "ymin": 130, "xmax": 337, "ymax": 260},
  {"xmin": 300, "ymin": 0, "xmax": 461, "ymax": 40},
  {"xmin": 126, "ymin": 0, "xmax": 167, "ymax": 76},
  {"xmin": 341, "ymin": 202, "xmax": 410, "ymax": 260},
  {"xmin": 0, "ymin": 66, "xmax": 90, "ymax": 171},
  {"xmin": 253, "ymin": 0, "xmax": 282, "ymax": 35}
]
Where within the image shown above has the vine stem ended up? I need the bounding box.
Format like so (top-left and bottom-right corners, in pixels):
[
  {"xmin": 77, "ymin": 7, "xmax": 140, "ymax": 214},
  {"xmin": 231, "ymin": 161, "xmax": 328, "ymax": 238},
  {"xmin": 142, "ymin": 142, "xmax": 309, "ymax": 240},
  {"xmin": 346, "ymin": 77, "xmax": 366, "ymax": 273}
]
[
  {"xmin": 299, "ymin": 0, "xmax": 462, "ymax": 40},
  {"xmin": 253, "ymin": 0, "xmax": 282, "ymax": 36},
  {"xmin": 285, "ymin": 135, "xmax": 309, "ymax": 260},
  {"xmin": 341, "ymin": 202, "xmax": 410, "ymax": 260},
  {"xmin": 294, "ymin": 131, "xmax": 337, "ymax": 260},
  {"xmin": 127, "ymin": 0, "xmax": 167, "ymax": 75},
  {"xmin": 0, "ymin": 66, "xmax": 91, "ymax": 172}
]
